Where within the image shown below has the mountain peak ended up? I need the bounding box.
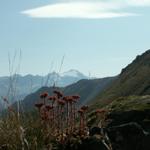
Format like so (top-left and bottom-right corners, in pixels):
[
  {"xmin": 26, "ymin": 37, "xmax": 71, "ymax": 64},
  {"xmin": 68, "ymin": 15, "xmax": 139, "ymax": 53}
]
[{"xmin": 61, "ymin": 69, "xmax": 87, "ymax": 78}]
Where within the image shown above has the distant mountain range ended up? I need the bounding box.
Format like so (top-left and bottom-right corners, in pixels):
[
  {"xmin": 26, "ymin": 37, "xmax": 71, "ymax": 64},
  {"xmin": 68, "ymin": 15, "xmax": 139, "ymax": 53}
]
[{"xmin": 0, "ymin": 69, "xmax": 89, "ymax": 107}]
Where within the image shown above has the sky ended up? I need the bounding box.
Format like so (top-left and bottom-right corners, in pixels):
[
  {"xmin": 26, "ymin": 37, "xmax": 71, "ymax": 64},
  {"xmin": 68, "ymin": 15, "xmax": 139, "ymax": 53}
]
[{"xmin": 0, "ymin": 0, "xmax": 150, "ymax": 77}]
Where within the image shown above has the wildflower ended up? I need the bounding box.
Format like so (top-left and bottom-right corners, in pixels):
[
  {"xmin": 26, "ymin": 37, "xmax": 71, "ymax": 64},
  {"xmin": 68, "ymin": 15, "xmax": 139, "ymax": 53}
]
[
  {"xmin": 62, "ymin": 96, "xmax": 68, "ymax": 101},
  {"xmin": 66, "ymin": 96, "xmax": 74, "ymax": 131},
  {"xmin": 40, "ymin": 92, "xmax": 48, "ymax": 99},
  {"xmin": 8, "ymin": 106, "xmax": 15, "ymax": 113},
  {"xmin": 58, "ymin": 99, "xmax": 65, "ymax": 106},
  {"xmin": 35, "ymin": 103, "xmax": 44, "ymax": 109},
  {"xmin": 78, "ymin": 109, "xmax": 85, "ymax": 135},
  {"xmin": 40, "ymin": 107, "xmax": 49, "ymax": 121},
  {"xmin": 62, "ymin": 96, "xmax": 73, "ymax": 103},
  {"xmin": 48, "ymin": 96, "xmax": 53, "ymax": 100},
  {"xmin": 35, "ymin": 103, "xmax": 44, "ymax": 112},
  {"xmin": 62, "ymin": 96, "xmax": 70, "ymax": 127},
  {"xmin": 40, "ymin": 92, "xmax": 48, "ymax": 105},
  {"xmin": 53, "ymin": 90, "xmax": 63, "ymax": 98},
  {"xmin": 48, "ymin": 96, "xmax": 57, "ymax": 103},
  {"xmin": 48, "ymin": 96, "xmax": 57, "ymax": 108},
  {"xmin": 72, "ymin": 95, "xmax": 80, "ymax": 100},
  {"xmin": 78, "ymin": 109, "xmax": 84, "ymax": 114},
  {"xmin": 68, "ymin": 96, "xmax": 74, "ymax": 103},
  {"xmin": 57, "ymin": 99, "xmax": 65, "ymax": 135},
  {"xmin": 45, "ymin": 105, "xmax": 53, "ymax": 111},
  {"xmin": 81, "ymin": 105, "xmax": 88, "ymax": 112},
  {"xmin": 95, "ymin": 109, "xmax": 108, "ymax": 129},
  {"xmin": 48, "ymin": 96, "xmax": 56, "ymax": 101},
  {"xmin": 71, "ymin": 95, "xmax": 80, "ymax": 129}
]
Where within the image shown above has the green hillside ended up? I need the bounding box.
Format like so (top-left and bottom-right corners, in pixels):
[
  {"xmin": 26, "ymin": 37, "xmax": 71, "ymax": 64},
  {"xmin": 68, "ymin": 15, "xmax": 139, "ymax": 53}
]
[{"xmin": 92, "ymin": 49, "xmax": 150, "ymax": 108}]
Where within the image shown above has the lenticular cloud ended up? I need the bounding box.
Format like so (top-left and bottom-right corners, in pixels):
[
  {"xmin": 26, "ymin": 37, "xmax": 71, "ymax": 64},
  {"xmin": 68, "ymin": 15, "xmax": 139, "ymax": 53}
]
[{"xmin": 22, "ymin": 1, "xmax": 136, "ymax": 19}]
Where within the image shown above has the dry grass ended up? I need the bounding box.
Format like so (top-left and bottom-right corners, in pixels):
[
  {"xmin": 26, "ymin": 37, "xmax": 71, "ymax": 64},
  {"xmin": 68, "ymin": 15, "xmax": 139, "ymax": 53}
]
[{"xmin": 0, "ymin": 90, "xmax": 112, "ymax": 150}]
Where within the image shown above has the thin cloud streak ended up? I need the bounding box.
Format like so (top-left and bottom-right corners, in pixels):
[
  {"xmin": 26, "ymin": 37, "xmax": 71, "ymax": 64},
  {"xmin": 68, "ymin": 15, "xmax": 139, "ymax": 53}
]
[{"xmin": 22, "ymin": 1, "xmax": 136, "ymax": 19}]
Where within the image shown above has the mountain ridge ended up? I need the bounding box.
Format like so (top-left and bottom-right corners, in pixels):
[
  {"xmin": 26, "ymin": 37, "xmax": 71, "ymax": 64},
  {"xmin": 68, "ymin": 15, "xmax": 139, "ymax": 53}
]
[
  {"xmin": 92, "ymin": 49, "xmax": 150, "ymax": 108},
  {"xmin": 11, "ymin": 77, "xmax": 116, "ymax": 112},
  {"xmin": 0, "ymin": 70, "xmax": 89, "ymax": 108}
]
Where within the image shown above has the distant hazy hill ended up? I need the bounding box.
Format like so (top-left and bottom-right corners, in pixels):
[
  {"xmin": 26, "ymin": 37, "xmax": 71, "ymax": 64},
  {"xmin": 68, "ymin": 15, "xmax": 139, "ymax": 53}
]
[
  {"xmin": 92, "ymin": 49, "xmax": 150, "ymax": 107},
  {"xmin": 0, "ymin": 69, "xmax": 88, "ymax": 98},
  {"xmin": 0, "ymin": 70, "xmax": 89, "ymax": 109},
  {"xmin": 12, "ymin": 77, "xmax": 115, "ymax": 112}
]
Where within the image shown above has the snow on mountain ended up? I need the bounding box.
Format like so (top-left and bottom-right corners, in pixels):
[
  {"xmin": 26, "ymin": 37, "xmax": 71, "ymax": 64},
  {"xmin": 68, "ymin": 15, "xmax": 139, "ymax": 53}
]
[
  {"xmin": 61, "ymin": 69, "xmax": 87, "ymax": 78},
  {"xmin": 0, "ymin": 70, "xmax": 88, "ymax": 102}
]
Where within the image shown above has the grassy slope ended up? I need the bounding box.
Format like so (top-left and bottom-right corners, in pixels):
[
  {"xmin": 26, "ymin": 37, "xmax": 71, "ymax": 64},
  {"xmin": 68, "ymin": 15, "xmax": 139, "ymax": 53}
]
[
  {"xmin": 106, "ymin": 95, "xmax": 150, "ymax": 112},
  {"xmin": 91, "ymin": 49, "xmax": 150, "ymax": 109}
]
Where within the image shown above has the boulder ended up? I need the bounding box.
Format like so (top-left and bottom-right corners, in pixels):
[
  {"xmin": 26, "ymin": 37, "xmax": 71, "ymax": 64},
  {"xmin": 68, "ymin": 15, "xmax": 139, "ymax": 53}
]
[{"xmin": 107, "ymin": 122, "xmax": 150, "ymax": 150}]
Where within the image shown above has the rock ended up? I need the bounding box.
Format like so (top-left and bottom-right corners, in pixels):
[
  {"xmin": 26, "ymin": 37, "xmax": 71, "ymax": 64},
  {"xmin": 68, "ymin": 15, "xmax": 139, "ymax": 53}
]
[
  {"xmin": 108, "ymin": 110, "xmax": 150, "ymax": 132},
  {"xmin": 89, "ymin": 127, "xmax": 101, "ymax": 136},
  {"xmin": 78, "ymin": 137, "xmax": 108, "ymax": 150},
  {"xmin": 62, "ymin": 136, "xmax": 108, "ymax": 150},
  {"xmin": 107, "ymin": 122, "xmax": 150, "ymax": 150},
  {"xmin": 141, "ymin": 134, "xmax": 150, "ymax": 150}
]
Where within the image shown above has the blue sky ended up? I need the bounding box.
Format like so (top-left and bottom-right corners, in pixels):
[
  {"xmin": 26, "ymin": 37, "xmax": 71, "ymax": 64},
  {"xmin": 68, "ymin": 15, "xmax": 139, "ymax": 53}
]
[{"xmin": 0, "ymin": 0, "xmax": 150, "ymax": 77}]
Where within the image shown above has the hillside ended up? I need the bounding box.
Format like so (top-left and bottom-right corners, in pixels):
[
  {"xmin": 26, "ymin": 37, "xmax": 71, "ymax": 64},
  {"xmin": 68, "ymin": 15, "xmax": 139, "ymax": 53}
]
[
  {"xmin": 92, "ymin": 49, "xmax": 150, "ymax": 107},
  {"xmin": 12, "ymin": 77, "xmax": 115, "ymax": 112}
]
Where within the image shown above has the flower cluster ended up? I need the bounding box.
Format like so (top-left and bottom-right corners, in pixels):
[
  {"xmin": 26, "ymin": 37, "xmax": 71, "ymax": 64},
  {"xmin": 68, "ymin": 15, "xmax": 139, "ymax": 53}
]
[{"xmin": 35, "ymin": 90, "xmax": 89, "ymax": 144}]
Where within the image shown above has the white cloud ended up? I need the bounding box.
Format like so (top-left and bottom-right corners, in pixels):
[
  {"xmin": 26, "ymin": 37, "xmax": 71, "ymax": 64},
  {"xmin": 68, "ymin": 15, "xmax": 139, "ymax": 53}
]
[{"xmin": 21, "ymin": 0, "xmax": 146, "ymax": 19}]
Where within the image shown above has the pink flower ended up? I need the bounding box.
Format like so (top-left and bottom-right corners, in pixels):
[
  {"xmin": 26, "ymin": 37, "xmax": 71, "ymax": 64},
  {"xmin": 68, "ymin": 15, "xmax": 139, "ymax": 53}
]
[
  {"xmin": 45, "ymin": 105, "xmax": 53, "ymax": 111},
  {"xmin": 81, "ymin": 105, "xmax": 88, "ymax": 112},
  {"xmin": 48, "ymin": 96, "xmax": 57, "ymax": 101},
  {"xmin": 35, "ymin": 103, "xmax": 44, "ymax": 109},
  {"xmin": 58, "ymin": 99, "xmax": 65, "ymax": 106},
  {"xmin": 53, "ymin": 90, "xmax": 63, "ymax": 98},
  {"xmin": 72, "ymin": 95, "xmax": 80, "ymax": 99},
  {"xmin": 78, "ymin": 109, "xmax": 84, "ymax": 114},
  {"xmin": 40, "ymin": 92, "xmax": 48, "ymax": 99}
]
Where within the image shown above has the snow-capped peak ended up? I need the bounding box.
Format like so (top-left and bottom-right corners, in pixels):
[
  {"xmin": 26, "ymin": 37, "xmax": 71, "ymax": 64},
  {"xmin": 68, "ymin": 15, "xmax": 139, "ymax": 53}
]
[{"xmin": 61, "ymin": 69, "xmax": 86, "ymax": 78}]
